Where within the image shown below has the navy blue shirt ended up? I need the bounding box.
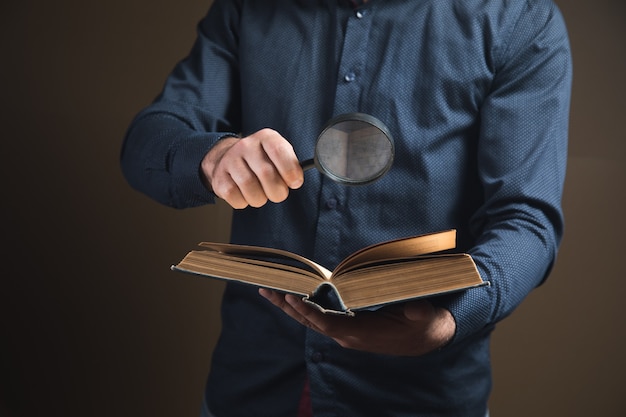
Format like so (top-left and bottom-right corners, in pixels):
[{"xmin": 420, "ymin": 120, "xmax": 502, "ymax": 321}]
[{"xmin": 121, "ymin": 0, "xmax": 572, "ymax": 415}]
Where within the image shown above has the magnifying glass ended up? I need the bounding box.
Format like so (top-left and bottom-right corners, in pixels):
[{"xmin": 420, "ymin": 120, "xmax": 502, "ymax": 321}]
[{"xmin": 300, "ymin": 113, "xmax": 394, "ymax": 185}]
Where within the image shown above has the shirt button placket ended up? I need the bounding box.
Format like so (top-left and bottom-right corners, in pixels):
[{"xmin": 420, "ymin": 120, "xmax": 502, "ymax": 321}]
[
  {"xmin": 311, "ymin": 351, "xmax": 324, "ymax": 363},
  {"xmin": 334, "ymin": 6, "xmax": 372, "ymax": 113}
]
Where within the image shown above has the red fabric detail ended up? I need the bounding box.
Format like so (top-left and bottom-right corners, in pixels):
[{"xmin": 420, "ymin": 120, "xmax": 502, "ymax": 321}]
[{"xmin": 297, "ymin": 377, "xmax": 313, "ymax": 417}]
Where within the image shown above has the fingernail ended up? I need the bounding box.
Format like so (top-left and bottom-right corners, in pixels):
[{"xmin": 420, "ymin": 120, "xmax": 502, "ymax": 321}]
[{"xmin": 290, "ymin": 177, "xmax": 304, "ymax": 189}]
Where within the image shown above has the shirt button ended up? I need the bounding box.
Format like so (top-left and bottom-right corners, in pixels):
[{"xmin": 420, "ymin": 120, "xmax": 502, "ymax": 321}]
[
  {"xmin": 344, "ymin": 72, "xmax": 356, "ymax": 82},
  {"xmin": 355, "ymin": 10, "xmax": 367, "ymax": 18},
  {"xmin": 325, "ymin": 199, "xmax": 337, "ymax": 209},
  {"xmin": 311, "ymin": 352, "xmax": 324, "ymax": 363}
]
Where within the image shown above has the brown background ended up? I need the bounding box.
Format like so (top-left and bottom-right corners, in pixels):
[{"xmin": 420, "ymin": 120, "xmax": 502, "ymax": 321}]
[{"xmin": 1, "ymin": 0, "xmax": 624, "ymax": 416}]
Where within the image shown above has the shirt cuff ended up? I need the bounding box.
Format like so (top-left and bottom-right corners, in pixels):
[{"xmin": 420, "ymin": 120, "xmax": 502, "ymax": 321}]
[
  {"xmin": 432, "ymin": 263, "xmax": 495, "ymax": 346},
  {"xmin": 170, "ymin": 131, "xmax": 239, "ymax": 207}
]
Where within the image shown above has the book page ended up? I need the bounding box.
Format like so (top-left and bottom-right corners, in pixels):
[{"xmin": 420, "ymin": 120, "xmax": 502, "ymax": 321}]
[
  {"xmin": 332, "ymin": 254, "xmax": 484, "ymax": 310},
  {"xmin": 174, "ymin": 250, "xmax": 322, "ymax": 295},
  {"xmin": 332, "ymin": 229, "xmax": 457, "ymax": 276},
  {"xmin": 197, "ymin": 242, "xmax": 333, "ymax": 279}
]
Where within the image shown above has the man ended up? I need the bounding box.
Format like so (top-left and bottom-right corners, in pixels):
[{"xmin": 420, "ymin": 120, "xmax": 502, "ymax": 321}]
[{"xmin": 121, "ymin": 0, "xmax": 572, "ymax": 415}]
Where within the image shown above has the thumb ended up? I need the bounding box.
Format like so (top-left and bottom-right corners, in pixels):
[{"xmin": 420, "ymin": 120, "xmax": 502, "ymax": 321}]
[{"xmin": 403, "ymin": 299, "xmax": 436, "ymax": 322}]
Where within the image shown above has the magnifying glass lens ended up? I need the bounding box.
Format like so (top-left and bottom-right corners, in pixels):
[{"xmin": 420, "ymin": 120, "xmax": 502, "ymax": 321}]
[
  {"xmin": 316, "ymin": 120, "xmax": 393, "ymax": 182},
  {"xmin": 313, "ymin": 113, "xmax": 394, "ymax": 185}
]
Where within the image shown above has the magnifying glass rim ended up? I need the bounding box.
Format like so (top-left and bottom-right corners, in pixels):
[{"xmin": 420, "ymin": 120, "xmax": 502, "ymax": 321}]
[{"xmin": 314, "ymin": 112, "xmax": 395, "ymax": 185}]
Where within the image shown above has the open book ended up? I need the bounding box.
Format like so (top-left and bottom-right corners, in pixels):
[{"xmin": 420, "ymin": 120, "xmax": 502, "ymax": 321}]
[{"xmin": 171, "ymin": 229, "xmax": 486, "ymax": 315}]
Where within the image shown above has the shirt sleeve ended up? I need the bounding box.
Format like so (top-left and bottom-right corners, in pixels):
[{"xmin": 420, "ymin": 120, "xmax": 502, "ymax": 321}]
[
  {"xmin": 444, "ymin": 0, "xmax": 573, "ymax": 343},
  {"xmin": 120, "ymin": 0, "xmax": 242, "ymax": 208}
]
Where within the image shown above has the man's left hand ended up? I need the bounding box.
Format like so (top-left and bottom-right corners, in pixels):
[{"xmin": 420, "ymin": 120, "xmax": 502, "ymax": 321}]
[{"xmin": 259, "ymin": 289, "xmax": 456, "ymax": 356}]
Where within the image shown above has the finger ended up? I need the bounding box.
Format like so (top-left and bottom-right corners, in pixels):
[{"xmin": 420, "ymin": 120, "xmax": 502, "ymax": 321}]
[
  {"xmin": 213, "ymin": 144, "xmax": 268, "ymax": 208},
  {"xmin": 259, "ymin": 290, "xmax": 315, "ymax": 328},
  {"xmin": 201, "ymin": 137, "xmax": 252, "ymax": 209},
  {"xmin": 214, "ymin": 172, "xmax": 264, "ymax": 209},
  {"xmin": 229, "ymin": 129, "xmax": 296, "ymax": 205},
  {"xmin": 258, "ymin": 288, "xmax": 289, "ymax": 309},
  {"xmin": 402, "ymin": 299, "xmax": 436, "ymax": 322},
  {"xmin": 206, "ymin": 141, "xmax": 261, "ymax": 208},
  {"xmin": 228, "ymin": 164, "xmax": 269, "ymax": 208},
  {"xmin": 403, "ymin": 300, "xmax": 455, "ymax": 351},
  {"xmin": 259, "ymin": 131, "xmax": 304, "ymax": 190},
  {"xmin": 244, "ymin": 152, "xmax": 291, "ymax": 204},
  {"xmin": 210, "ymin": 167, "xmax": 250, "ymax": 209},
  {"xmin": 284, "ymin": 294, "xmax": 336, "ymax": 333}
]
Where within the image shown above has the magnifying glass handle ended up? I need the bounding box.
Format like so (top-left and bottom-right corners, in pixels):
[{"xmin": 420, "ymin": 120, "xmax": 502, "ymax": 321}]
[{"xmin": 299, "ymin": 158, "xmax": 315, "ymax": 172}]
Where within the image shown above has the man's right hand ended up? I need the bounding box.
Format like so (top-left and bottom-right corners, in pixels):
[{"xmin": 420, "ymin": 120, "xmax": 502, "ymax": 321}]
[{"xmin": 201, "ymin": 128, "xmax": 304, "ymax": 209}]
